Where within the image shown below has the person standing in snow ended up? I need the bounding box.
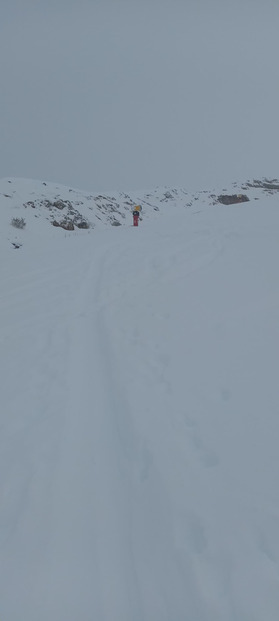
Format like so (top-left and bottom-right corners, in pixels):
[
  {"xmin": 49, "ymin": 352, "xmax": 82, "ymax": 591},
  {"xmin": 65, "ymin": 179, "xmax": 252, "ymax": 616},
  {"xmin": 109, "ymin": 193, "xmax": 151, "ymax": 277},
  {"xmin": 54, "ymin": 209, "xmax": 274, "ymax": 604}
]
[
  {"xmin": 133, "ymin": 210, "xmax": 139, "ymax": 226},
  {"xmin": 132, "ymin": 205, "xmax": 141, "ymax": 226}
]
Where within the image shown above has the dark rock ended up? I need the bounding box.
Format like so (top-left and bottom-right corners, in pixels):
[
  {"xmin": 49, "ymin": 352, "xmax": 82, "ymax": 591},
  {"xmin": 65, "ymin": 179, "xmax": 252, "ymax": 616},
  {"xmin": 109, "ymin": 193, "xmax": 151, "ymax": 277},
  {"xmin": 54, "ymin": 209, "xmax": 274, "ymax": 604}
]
[
  {"xmin": 52, "ymin": 220, "xmax": 75, "ymax": 230},
  {"xmin": 76, "ymin": 220, "xmax": 90, "ymax": 229},
  {"xmin": 217, "ymin": 194, "xmax": 249, "ymax": 205}
]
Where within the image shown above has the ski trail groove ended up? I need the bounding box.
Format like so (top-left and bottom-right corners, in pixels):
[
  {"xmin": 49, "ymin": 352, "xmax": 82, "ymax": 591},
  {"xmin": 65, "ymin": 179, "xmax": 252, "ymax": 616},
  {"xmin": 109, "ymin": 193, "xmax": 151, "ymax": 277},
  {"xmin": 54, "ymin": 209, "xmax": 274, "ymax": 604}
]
[{"xmin": 48, "ymin": 243, "xmax": 143, "ymax": 621}]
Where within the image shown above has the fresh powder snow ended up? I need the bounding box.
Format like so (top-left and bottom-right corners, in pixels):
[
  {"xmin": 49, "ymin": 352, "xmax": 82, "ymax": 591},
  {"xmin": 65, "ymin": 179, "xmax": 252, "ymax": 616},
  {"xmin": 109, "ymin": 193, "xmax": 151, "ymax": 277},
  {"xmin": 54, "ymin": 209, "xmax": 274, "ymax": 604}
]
[{"xmin": 0, "ymin": 178, "xmax": 279, "ymax": 620}]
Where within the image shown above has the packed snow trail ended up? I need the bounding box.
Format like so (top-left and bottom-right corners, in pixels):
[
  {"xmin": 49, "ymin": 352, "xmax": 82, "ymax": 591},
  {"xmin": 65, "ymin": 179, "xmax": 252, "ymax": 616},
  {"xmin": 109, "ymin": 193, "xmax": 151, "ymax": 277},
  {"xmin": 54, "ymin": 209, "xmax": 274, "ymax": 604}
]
[
  {"xmin": 46, "ymin": 238, "xmax": 145, "ymax": 620},
  {"xmin": 1, "ymin": 201, "xmax": 279, "ymax": 620}
]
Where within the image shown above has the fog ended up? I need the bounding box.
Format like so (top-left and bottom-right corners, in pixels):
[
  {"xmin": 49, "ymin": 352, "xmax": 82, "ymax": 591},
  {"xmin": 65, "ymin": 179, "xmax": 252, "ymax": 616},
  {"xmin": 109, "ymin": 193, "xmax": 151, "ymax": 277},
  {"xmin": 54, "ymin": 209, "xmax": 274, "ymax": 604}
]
[{"xmin": 1, "ymin": 0, "xmax": 278, "ymax": 192}]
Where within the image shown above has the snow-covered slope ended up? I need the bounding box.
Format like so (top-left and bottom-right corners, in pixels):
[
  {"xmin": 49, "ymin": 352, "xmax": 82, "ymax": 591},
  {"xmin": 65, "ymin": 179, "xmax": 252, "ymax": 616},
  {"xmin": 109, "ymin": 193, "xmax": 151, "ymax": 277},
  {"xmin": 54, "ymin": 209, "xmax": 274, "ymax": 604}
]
[{"xmin": 1, "ymin": 177, "xmax": 279, "ymax": 621}]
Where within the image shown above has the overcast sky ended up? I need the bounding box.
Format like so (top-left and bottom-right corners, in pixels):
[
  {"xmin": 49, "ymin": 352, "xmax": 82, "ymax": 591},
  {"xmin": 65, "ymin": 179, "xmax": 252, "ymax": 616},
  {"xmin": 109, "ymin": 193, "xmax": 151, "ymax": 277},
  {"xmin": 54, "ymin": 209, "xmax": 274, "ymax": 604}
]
[{"xmin": 1, "ymin": 0, "xmax": 279, "ymax": 192}]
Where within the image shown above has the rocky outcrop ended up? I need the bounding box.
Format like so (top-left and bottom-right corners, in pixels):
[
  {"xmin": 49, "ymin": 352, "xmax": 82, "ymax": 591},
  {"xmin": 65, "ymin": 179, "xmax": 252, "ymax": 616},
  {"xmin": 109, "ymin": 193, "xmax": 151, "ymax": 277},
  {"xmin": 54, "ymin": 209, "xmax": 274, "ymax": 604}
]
[
  {"xmin": 52, "ymin": 219, "xmax": 75, "ymax": 230},
  {"xmin": 217, "ymin": 194, "xmax": 249, "ymax": 205}
]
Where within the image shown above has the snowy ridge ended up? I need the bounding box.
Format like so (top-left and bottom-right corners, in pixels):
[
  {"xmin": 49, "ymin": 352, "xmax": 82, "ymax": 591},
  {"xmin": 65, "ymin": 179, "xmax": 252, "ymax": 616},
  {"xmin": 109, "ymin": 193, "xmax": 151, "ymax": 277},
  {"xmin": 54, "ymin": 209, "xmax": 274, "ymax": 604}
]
[
  {"xmin": 1, "ymin": 176, "xmax": 279, "ymax": 250},
  {"xmin": 1, "ymin": 176, "xmax": 279, "ymax": 621}
]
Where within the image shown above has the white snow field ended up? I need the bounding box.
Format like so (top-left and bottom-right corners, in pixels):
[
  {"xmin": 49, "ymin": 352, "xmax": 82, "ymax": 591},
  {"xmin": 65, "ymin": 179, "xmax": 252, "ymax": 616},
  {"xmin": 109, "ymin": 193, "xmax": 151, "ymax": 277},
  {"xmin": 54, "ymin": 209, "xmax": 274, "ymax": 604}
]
[{"xmin": 0, "ymin": 179, "xmax": 279, "ymax": 620}]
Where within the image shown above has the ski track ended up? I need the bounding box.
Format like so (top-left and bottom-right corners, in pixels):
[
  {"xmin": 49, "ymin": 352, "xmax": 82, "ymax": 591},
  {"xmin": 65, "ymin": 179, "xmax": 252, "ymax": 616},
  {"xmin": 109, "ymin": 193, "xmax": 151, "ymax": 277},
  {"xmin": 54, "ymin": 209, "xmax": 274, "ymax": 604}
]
[{"xmin": 46, "ymin": 240, "xmax": 144, "ymax": 621}]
